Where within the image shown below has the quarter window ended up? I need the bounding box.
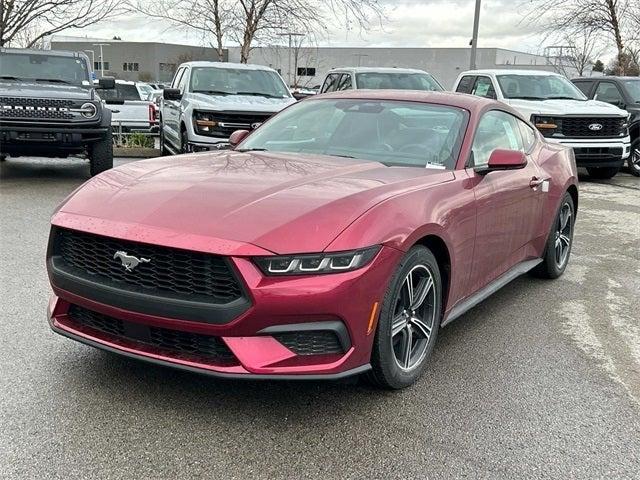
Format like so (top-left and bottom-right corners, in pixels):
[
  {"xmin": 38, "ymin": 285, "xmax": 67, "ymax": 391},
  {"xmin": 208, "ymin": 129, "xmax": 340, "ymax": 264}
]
[
  {"xmin": 471, "ymin": 110, "xmax": 524, "ymax": 167},
  {"xmin": 456, "ymin": 75, "xmax": 475, "ymax": 94}
]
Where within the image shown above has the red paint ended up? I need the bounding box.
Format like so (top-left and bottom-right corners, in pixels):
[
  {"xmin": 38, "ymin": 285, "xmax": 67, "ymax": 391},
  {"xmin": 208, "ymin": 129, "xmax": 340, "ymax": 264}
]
[{"xmin": 47, "ymin": 90, "xmax": 578, "ymax": 378}]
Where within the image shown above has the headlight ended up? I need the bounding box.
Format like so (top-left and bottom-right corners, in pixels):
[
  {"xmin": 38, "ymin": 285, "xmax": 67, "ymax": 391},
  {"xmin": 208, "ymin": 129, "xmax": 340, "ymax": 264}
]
[
  {"xmin": 193, "ymin": 110, "xmax": 218, "ymax": 134},
  {"xmin": 70, "ymin": 102, "xmax": 97, "ymax": 118},
  {"xmin": 531, "ymin": 115, "xmax": 558, "ymax": 137},
  {"xmin": 254, "ymin": 246, "xmax": 380, "ymax": 276}
]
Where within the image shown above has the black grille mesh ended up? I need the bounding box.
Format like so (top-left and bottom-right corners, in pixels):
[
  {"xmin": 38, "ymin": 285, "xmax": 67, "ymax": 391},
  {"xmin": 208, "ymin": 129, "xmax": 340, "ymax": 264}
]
[
  {"xmin": 55, "ymin": 228, "xmax": 243, "ymax": 304},
  {"xmin": 67, "ymin": 305, "xmax": 237, "ymax": 363},
  {"xmin": 206, "ymin": 111, "xmax": 272, "ymax": 136},
  {"xmin": 0, "ymin": 97, "xmax": 75, "ymax": 120},
  {"xmin": 560, "ymin": 117, "xmax": 625, "ymax": 138},
  {"xmin": 273, "ymin": 331, "xmax": 344, "ymax": 355}
]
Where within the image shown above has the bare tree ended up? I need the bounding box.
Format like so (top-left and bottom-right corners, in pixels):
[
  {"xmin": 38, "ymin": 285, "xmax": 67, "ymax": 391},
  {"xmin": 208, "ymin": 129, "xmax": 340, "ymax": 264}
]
[
  {"xmin": 560, "ymin": 29, "xmax": 605, "ymax": 76},
  {"xmin": 0, "ymin": 0, "xmax": 123, "ymax": 47},
  {"xmin": 132, "ymin": 0, "xmax": 384, "ymax": 63},
  {"xmin": 525, "ymin": 0, "xmax": 635, "ymax": 74}
]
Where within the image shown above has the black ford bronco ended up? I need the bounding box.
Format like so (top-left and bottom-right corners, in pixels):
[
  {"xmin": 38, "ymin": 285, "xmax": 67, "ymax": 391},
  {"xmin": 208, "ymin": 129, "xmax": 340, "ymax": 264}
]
[{"xmin": 0, "ymin": 48, "xmax": 116, "ymax": 176}]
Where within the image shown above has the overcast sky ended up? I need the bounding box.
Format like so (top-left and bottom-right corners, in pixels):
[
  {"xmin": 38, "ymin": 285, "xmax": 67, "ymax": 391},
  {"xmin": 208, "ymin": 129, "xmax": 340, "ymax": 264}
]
[{"xmin": 61, "ymin": 0, "xmax": 552, "ymax": 55}]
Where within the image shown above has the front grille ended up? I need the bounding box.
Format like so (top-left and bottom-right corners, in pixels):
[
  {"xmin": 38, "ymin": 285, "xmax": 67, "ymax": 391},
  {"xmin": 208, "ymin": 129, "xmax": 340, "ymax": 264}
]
[
  {"xmin": 560, "ymin": 117, "xmax": 626, "ymax": 138},
  {"xmin": 67, "ymin": 304, "xmax": 237, "ymax": 363},
  {"xmin": 273, "ymin": 331, "xmax": 344, "ymax": 355},
  {"xmin": 574, "ymin": 147, "xmax": 623, "ymax": 161},
  {"xmin": 54, "ymin": 228, "xmax": 244, "ymax": 304},
  {"xmin": 0, "ymin": 96, "xmax": 75, "ymax": 120},
  {"xmin": 197, "ymin": 111, "xmax": 273, "ymax": 137}
]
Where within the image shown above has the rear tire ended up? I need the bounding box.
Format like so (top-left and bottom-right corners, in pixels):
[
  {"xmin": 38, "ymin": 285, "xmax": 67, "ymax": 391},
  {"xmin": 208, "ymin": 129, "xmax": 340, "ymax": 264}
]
[
  {"xmin": 586, "ymin": 166, "xmax": 619, "ymax": 179},
  {"xmin": 368, "ymin": 246, "xmax": 442, "ymax": 389},
  {"xmin": 88, "ymin": 127, "xmax": 113, "ymax": 177},
  {"xmin": 628, "ymin": 139, "xmax": 640, "ymax": 177},
  {"xmin": 532, "ymin": 192, "xmax": 575, "ymax": 279}
]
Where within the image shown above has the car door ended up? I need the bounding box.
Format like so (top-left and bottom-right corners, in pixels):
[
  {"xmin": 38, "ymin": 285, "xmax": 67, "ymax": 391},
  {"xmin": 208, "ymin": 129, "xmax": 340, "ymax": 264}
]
[
  {"xmin": 164, "ymin": 67, "xmax": 186, "ymax": 145},
  {"xmin": 466, "ymin": 110, "xmax": 546, "ymax": 291}
]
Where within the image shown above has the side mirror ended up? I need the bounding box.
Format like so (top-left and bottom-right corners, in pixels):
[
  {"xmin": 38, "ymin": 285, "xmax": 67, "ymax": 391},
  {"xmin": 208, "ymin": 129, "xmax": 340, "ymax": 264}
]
[
  {"xmin": 476, "ymin": 149, "xmax": 527, "ymax": 175},
  {"xmin": 98, "ymin": 76, "xmax": 115, "ymax": 89},
  {"xmin": 163, "ymin": 88, "xmax": 182, "ymax": 100},
  {"xmin": 229, "ymin": 129, "xmax": 250, "ymax": 147}
]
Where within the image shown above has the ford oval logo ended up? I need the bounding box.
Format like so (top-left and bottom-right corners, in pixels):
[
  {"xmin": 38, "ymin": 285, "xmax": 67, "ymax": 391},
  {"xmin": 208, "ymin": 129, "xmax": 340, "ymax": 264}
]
[{"xmin": 588, "ymin": 123, "xmax": 603, "ymax": 131}]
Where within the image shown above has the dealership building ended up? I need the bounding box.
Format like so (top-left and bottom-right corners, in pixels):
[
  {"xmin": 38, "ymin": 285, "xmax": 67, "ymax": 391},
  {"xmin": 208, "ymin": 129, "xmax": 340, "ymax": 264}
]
[{"xmin": 49, "ymin": 36, "xmax": 577, "ymax": 88}]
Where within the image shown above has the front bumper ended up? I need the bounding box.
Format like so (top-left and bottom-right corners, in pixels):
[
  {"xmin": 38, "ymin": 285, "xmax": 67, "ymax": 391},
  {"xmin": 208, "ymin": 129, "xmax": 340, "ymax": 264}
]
[
  {"xmin": 48, "ymin": 245, "xmax": 401, "ymax": 379},
  {"xmin": 547, "ymin": 136, "xmax": 631, "ymax": 167}
]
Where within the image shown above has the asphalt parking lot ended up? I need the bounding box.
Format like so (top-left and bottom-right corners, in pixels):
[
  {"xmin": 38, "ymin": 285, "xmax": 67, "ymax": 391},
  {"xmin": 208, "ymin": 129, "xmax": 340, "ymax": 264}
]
[{"xmin": 1, "ymin": 156, "xmax": 639, "ymax": 479}]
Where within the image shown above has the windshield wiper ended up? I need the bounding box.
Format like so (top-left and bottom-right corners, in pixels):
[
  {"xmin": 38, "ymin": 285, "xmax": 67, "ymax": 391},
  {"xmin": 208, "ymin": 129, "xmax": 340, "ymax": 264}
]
[
  {"xmin": 546, "ymin": 96, "xmax": 583, "ymax": 100},
  {"xmin": 33, "ymin": 78, "xmax": 73, "ymax": 84},
  {"xmin": 235, "ymin": 148, "xmax": 268, "ymax": 152},
  {"xmin": 236, "ymin": 91, "xmax": 285, "ymax": 99},
  {"xmin": 506, "ymin": 95, "xmax": 546, "ymax": 100},
  {"xmin": 193, "ymin": 89, "xmax": 232, "ymax": 95},
  {"xmin": 0, "ymin": 75, "xmax": 22, "ymax": 81}
]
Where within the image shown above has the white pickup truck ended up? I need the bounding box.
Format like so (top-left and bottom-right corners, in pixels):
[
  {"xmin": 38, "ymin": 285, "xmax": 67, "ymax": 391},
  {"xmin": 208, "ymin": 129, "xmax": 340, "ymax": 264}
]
[
  {"xmin": 96, "ymin": 80, "xmax": 158, "ymax": 133},
  {"xmin": 453, "ymin": 69, "xmax": 631, "ymax": 179}
]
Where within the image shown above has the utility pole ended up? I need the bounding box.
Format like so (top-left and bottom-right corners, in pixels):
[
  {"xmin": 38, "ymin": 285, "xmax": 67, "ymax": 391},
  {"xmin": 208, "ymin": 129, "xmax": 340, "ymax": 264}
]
[
  {"xmin": 469, "ymin": 0, "xmax": 481, "ymax": 69},
  {"xmin": 277, "ymin": 32, "xmax": 304, "ymax": 87},
  {"xmin": 93, "ymin": 43, "xmax": 110, "ymax": 77}
]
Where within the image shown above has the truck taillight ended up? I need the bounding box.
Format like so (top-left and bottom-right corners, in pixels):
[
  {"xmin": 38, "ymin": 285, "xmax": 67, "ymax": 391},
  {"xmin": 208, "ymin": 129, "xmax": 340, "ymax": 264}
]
[{"xmin": 149, "ymin": 104, "xmax": 158, "ymax": 124}]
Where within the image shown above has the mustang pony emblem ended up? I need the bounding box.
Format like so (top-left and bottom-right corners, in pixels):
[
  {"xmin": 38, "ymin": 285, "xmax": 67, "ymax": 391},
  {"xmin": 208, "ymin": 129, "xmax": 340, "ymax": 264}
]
[{"xmin": 113, "ymin": 251, "xmax": 150, "ymax": 272}]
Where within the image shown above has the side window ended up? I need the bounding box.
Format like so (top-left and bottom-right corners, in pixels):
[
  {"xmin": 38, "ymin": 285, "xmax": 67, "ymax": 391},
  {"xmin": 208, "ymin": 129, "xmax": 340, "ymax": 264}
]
[
  {"xmin": 336, "ymin": 74, "xmax": 353, "ymax": 91},
  {"xmin": 573, "ymin": 81, "xmax": 593, "ymax": 97},
  {"xmin": 171, "ymin": 68, "xmax": 185, "ymax": 89},
  {"xmin": 471, "ymin": 76, "xmax": 497, "ymax": 99},
  {"xmin": 321, "ymin": 73, "xmax": 341, "ymax": 93},
  {"xmin": 471, "ymin": 111, "xmax": 524, "ymax": 167},
  {"xmin": 177, "ymin": 68, "xmax": 190, "ymax": 92},
  {"xmin": 594, "ymin": 82, "xmax": 624, "ymax": 106},
  {"xmin": 456, "ymin": 75, "xmax": 475, "ymax": 94},
  {"xmin": 517, "ymin": 120, "xmax": 537, "ymax": 152}
]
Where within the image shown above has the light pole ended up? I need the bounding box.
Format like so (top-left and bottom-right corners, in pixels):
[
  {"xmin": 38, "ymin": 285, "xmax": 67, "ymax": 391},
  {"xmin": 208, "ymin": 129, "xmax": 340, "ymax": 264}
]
[
  {"xmin": 93, "ymin": 43, "xmax": 110, "ymax": 77},
  {"xmin": 469, "ymin": 0, "xmax": 481, "ymax": 70},
  {"xmin": 277, "ymin": 32, "xmax": 304, "ymax": 87}
]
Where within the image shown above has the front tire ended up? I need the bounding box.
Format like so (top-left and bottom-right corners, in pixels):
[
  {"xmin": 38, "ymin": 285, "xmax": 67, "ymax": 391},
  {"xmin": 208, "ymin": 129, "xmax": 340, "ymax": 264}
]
[
  {"xmin": 180, "ymin": 128, "xmax": 190, "ymax": 154},
  {"xmin": 159, "ymin": 124, "xmax": 170, "ymax": 156},
  {"xmin": 586, "ymin": 166, "xmax": 619, "ymax": 179},
  {"xmin": 628, "ymin": 139, "xmax": 640, "ymax": 177},
  {"xmin": 88, "ymin": 127, "xmax": 114, "ymax": 177},
  {"xmin": 368, "ymin": 246, "xmax": 442, "ymax": 389},
  {"xmin": 532, "ymin": 192, "xmax": 575, "ymax": 279}
]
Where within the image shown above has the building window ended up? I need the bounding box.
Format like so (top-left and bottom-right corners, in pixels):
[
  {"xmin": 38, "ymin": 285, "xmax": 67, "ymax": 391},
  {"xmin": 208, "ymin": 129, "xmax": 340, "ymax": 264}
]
[
  {"xmin": 123, "ymin": 62, "xmax": 140, "ymax": 72},
  {"xmin": 94, "ymin": 61, "xmax": 110, "ymax": 71},
  {"xmin": 297, "ymin": 67, "xmax": 316, "ymax": 76},
  {"xmin": 159, "ymin": 63, "xmax": 177, "ymax": 72}
]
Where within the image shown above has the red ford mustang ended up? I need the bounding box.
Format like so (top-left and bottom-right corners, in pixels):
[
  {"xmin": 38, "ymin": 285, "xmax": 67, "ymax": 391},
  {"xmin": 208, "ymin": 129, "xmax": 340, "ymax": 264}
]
[{"xmin": 47, "ymin": 91, "xmax": 578, "ymax": 389}]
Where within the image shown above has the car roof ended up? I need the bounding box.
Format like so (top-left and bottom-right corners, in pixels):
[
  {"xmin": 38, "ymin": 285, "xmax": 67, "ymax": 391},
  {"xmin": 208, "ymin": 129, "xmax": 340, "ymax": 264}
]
[
  {"xmin": 0, "ymin": 47, "xmax": 82, "ymax": 58},
  {"xmin": 572, "ymin": 76, "xmax": 638, "ymax": 81},
  {"xmin": 328, "ymin": 67, "xmax": 431, "ymax": 75},
  {"xmin": 313, "ymin": 89, "xmax": 496, "ymax": 112},
  {"xmin": 460, "ymin": 69, "xmax": 562, "ymax": 77},
  {"xmin": 180, "ymin": 61, "xmax": 279, "ymax": 73}
]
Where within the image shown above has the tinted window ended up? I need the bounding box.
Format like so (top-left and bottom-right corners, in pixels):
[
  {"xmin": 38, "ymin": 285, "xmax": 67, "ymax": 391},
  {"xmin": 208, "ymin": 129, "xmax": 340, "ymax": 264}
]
[
  {"xmin": 472, "ymin": 111, "xmax": 524, "ymax": 167},
  {"xmin": 0, "ymin": 52, "xmax": 90, "ymax": 85},
  {"xmin": 622, "ymin": 80, "xmax": 640, "ymax": 102},
  {"xmin": 471, "ymin": 76, "xmax": 497, "ymax": 99},
  {"xmin": 456, "ymin": 75, "xmax": 475, "ymax": 94},
  {"xmin": 337, "ymin": 74, "xmax": 352, "ymax": 91},
  {"xmin": 239, "ymin": 99, "xmax": 468, "ymax": 169},
  {"xmin": 355, "ymin": 72, "xmax": 443, "ymax": 91},
  {"xmin": 573, "ymin": 81, "xmax": 594, "ymax": 96},
  {"xmin": 321, "ymin": 73, "xmax": 341, "ymax": 93},
  {"xmin": 497, "ymin": 74, "xmax": 585, "ymax": 100},
  {"xmin": 97, "ymin": 83, "xmax": 143, "ymax": 101},
  {"xmin": 188, "ymin": 67, "xmax": 289, "ymax": 98},
  {"xmin": 595, "ymin": 82, "xmax": 624, "ymax": 106}
]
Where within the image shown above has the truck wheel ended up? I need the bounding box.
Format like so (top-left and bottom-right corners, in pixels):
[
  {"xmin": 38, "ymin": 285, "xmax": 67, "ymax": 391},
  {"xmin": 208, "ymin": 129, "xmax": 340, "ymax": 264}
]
[
  {"xmin": 586, "ymin": 166, "xmax": 619, "ymax": 179},
  {"xmin": 89, "ymin": 127, "xmax": 114, "ymax": 176},
  {"xmin": 180, "ymin": 128, "xmax": 190, "ymax": 154},
  {"xmin": 159, "ymin": 127, "xmax": 170, "ymax": 156},
  {"xmin": 628, "ymin": 139, "xmax": 640, "ymax": 177}
]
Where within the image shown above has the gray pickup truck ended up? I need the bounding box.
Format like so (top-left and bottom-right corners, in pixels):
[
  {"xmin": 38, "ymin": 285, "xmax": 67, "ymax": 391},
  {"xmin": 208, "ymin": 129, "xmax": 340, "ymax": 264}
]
[{"xmin": 0, "ymin": 47, "xmax": 115, "ymax": 176}]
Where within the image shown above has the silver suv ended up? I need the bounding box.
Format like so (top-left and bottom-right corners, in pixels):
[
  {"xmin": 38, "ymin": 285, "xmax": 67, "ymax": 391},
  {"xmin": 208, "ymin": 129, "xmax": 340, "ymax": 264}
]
[{"xmin": 160, "ymin": 62, "xmax": 295, "ymax": 153}]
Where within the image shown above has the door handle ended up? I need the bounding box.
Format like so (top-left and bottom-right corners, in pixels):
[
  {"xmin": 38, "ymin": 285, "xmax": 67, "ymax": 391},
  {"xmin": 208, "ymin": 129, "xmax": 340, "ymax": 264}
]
[{"xmin": 530, "ymin": 177, "xmax": 549, "ymax": 192}]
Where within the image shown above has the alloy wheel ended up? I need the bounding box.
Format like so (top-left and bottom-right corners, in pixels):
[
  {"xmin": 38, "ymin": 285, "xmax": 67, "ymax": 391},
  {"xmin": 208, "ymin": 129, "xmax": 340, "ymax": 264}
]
[
  {"xmin": 391, "ymin": 265, "xmax": 436, "ymax": 372},
  {"xmin": 630, "ymin": 144, "xmax": 640, "ymax": 175},
  {"xmin": 555, "ymin": 202, "xmax": 572, "ymax": 268}
]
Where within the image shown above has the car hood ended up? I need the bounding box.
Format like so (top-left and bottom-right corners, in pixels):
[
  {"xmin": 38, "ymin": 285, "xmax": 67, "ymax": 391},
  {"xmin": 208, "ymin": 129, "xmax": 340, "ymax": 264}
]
[
  {"xmin": 187, "ymin": 93, "xmax": 296, "ymax": 112},
  {"xmin": 0, "ymin": 81, "xmax": 94, "ymax": 100},
  {"xmin": 503, "ymin": 98, "xmax": 628, "ymax": 118},
  {"xmin": 56, "ymin": 151, "xmax": 454, "ymax": 254}
]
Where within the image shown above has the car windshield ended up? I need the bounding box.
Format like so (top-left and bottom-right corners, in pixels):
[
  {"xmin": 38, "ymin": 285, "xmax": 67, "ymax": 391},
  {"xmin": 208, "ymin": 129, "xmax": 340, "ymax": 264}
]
[
  {"xmin": 189, "ymin": 67, "xmax": 290, "ymax": 98},
  {"xmin": 497, "ymin": 74, "xmax": 586, "ymax": 100},
  {"xmin": 238, "ymin": 99, "xmax": 467, "ymax": 169},
  {"xmin": 355, "ymin": 72, "xmax": 443, "ymax": 91},
  {"xmin": 96, "ymin": 83, "xmax": 142, "ymax": 101},
  {"xmin": 0, "ymin": 52, "xmax": 90, "ymax": 85},
  {"xmin": 623, "ymin": 80, "xmax": 640, "ymax": 102}
]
